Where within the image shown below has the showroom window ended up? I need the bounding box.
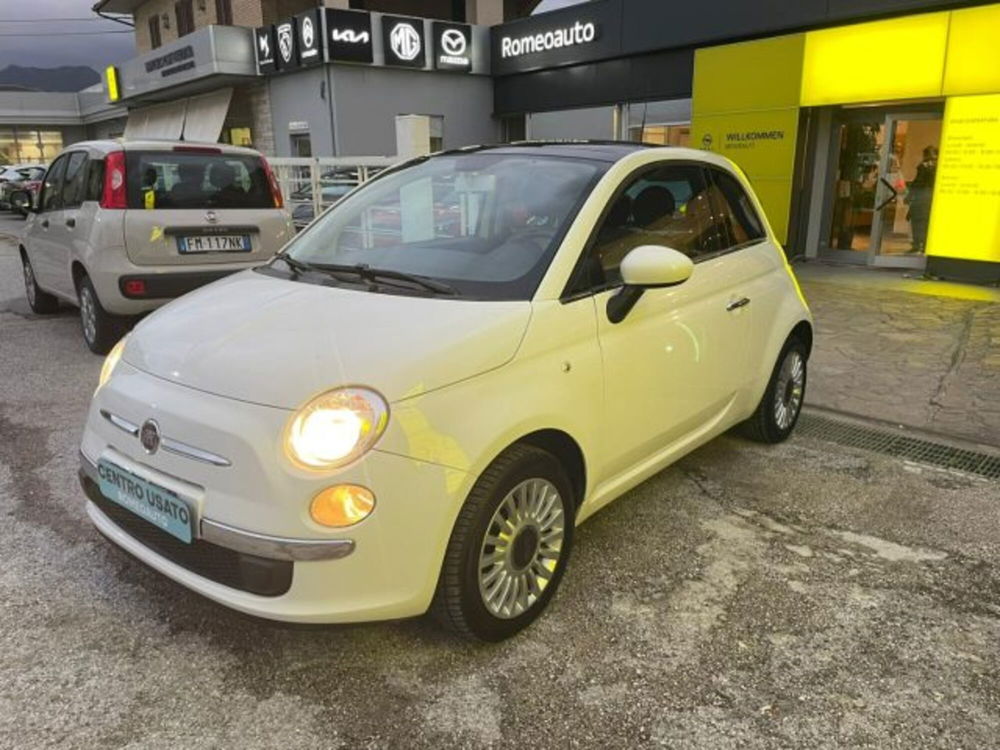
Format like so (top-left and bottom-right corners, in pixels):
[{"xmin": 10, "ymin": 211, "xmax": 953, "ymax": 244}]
[
  {"xmin": 0, "ymin": 128, "xmax": 63, "ymax": 164},
  {"xmin": 626, "ymin": 100, "xmax": 692, "ymax": 147}
]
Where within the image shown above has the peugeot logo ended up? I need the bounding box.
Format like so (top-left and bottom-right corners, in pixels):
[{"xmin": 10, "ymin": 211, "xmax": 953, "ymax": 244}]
[
  {"xmin": 390, "ymin": 22, "xmax": 421, "ymax": 61},
  {"xmin": 441, "ymin": 29, "xmax": 466, "ymax": 57},
  {"xmin": 277, "ymin": 23, "xmax": 293, "ymax": 62},
  {"xmin": 205, "ymin": 210, "xmax": 218, "ymax": 224},
  {"xmin": 302, "ymin": 17, "xmax": 314, "ymax": 48},
  {"xmin": 140, "ymin": 419, "xmax": 161, "ymax": 455}
]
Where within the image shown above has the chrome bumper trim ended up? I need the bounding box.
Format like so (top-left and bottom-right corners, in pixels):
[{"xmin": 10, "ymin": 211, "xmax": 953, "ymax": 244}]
[
  {"xmin": 80, "ymin": 451, "xmax": 354, "ymax": 562},
  {"xmin": 100, "ymin": 409, "xmax": 232, "ymax": 467}
]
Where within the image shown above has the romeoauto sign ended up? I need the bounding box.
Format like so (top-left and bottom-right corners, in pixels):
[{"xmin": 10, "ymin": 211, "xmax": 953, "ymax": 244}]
[{"xmin": 491, "ymin": 0, "xmax": 622, "ymax": 76}]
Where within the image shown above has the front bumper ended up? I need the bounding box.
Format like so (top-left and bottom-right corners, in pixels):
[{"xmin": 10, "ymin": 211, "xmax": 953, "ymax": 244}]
[{"xmin": 81, "ymin": 364, "xmax": 472, "ymax": 623}]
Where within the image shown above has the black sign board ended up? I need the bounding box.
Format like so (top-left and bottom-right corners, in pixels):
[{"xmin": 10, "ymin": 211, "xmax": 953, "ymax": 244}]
[
  {"xmin": 381, "ymin": 15, "xmax": 425, "ymax": 68},
  {"xmin": 275, "ymin": 20, "xmax": 298, "ymax": 70},
  {"xmin": 254, "ymin": 26, "xmax": 276, "ymax": 73},
  {"xmin": 296, "ymin": 9, "xmax": 322, "ymax": 67},
  {"xmin": 432, "ymin": 22, "xmax": 472, "ymax": 72},
  {"xmin": 324, "ymin": 8, "xmax": 373, "ymax": 64}
]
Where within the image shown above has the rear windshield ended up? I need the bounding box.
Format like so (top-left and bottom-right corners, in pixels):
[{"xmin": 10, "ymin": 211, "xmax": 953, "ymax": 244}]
[{"xmin": 125, "ymin": 151, "xmax": 273, "ymax": 210}]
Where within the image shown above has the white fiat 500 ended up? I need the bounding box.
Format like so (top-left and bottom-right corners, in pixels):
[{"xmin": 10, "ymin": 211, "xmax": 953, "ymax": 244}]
[{"xmin": 81, "ymin": 143, "xmax": 812, "ymax": 641}]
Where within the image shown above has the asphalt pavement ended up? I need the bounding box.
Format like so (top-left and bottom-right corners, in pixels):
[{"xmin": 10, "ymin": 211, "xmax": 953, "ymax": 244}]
[{"xmin": 1, "ymin": 217, "xmax": 998, "ymax": 748}]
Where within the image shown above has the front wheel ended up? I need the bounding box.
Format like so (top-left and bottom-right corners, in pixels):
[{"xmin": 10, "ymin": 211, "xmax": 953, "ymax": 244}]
[
  {"xmin": 431, "ymin": 444, "xmax": 574, "ymax": 641},
  {"xmin": 78, "ymin": 275, "xmax": 131, "ymax": 355},
  {"xmin": 740, "ymin": 338, "xmax": 808, "ymax": 443}
]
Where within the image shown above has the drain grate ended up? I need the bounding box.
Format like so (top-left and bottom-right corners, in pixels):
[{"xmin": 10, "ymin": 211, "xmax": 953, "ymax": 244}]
[{"xmin": 796, "ymin": 412, "xmax": 1000, "ymax": 481}]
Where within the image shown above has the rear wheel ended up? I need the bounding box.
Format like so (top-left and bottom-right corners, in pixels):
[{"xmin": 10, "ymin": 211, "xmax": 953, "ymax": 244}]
[
  {"xmin": 21, "ymin": 253, "xmax": 58, "ymax": 314},
  {"xmin": 741, "ymin": 338, "xmax": 808, "ymax": 443},
  {"xmin": 78, "ymin": 275, "xmax": 130, "ymax": 355},
  {"xmin": 11, "ymin": 191, "xmax": 31, "ymax": 216},
  {"xmin": 432, "ymin": 444, "xmax": 574, "ymax": 641}
]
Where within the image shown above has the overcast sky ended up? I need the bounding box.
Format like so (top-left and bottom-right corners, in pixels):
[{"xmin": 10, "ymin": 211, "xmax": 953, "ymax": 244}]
[{"xmin": 0, "ymin": 0, "xmax": 135, "ymax": 71}]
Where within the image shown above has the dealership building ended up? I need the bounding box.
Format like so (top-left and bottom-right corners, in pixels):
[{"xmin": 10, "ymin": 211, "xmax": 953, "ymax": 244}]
[{"xmin": 2, "ymin": 0, "xmax": 999, "ymax": 283}]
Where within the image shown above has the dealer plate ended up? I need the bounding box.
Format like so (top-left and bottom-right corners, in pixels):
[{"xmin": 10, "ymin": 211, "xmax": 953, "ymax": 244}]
[
  {"xmin": 96, "ymin": 459, "xmax": 196, "ymax": 543},
  {"xmin": 177, "ymin": 234, "xmax": 251, "ymax": 253}
]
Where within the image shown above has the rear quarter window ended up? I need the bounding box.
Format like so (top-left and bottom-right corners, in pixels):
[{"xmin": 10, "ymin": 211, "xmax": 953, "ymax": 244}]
[{"xmin": 125, "ymin": 151, "xmax": 273, "ymax": 210}]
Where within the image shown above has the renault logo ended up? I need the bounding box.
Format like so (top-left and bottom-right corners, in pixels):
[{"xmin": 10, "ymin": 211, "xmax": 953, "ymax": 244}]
[
  {"xmin": 140, "ymin": 419, "xmax": 161, "ymax": 455},
  {"xmin": 390, "ymin": 22, "xmax": 421, "ymax": 61},
  {"xmin": 441, "ymin": 29, "xmax": 466, "ymax": 57}
]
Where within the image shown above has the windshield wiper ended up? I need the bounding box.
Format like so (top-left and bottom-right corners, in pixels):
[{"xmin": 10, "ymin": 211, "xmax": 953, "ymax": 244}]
[{"xmin": 275, "ymin": 256, "xmax": 457, "ymax": 296}]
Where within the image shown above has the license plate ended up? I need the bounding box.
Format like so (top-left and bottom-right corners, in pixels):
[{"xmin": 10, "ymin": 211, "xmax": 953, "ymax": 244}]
[
  {"xmin": 96, "ymin": 459, "xmax": 195, "ymax": 543},
  {"xmin": 177, "ymin": 235, "xmax": 251, "ymax": 253}
]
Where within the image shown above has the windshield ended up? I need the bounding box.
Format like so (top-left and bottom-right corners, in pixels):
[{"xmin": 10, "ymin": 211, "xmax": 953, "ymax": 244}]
[{"xmin": 282, "ymin": 152, "xmax": 605, "ymax": 300}]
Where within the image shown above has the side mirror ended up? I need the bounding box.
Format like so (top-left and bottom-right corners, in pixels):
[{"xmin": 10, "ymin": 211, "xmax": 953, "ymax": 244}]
[{"xmin": 607, "ymin": 245, "xmax": 693, "ymax": 324}]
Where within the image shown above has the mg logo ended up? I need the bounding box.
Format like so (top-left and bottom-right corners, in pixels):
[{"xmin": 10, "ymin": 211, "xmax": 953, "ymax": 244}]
[
  {"xmin": 441, "ymin": 29, "xmax": 466, "ymax": 57},
  {"xmin": 390, "ymin": 22, "xmax": 421, "ymax": 61}
]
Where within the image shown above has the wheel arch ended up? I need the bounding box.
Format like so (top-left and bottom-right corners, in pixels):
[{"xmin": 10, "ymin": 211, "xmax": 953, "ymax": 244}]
[
  {"xmin": 515, "ymin": 429, "xmax": 587, "ymax": 512},
  {"xmin": 790, "ymin": 319, "xmax": 813, "ymax": 357},
  {"xmin": 71, "ymin": 260, "xmax": 88, "ymax": 291}
]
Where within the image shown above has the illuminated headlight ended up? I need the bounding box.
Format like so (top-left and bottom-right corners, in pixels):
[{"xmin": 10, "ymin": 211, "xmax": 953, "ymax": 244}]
[
  {"xmin": 285, "ymin": 387, "xmax": 389, "ymax": 470},
  {"xmin": 98, "ymin": 337, "xmax": 127, "ymax": 391}
]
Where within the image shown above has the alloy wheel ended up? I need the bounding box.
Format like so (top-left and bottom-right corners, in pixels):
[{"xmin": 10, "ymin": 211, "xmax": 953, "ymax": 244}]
[
  {"xmin": 774, "ymin": 349, "xmax": 805, "ymax": 430},
  {"xmin": 80, "ymin": 286, "xmax": 97, "ymax": 344},
  {"xmin": 478, "ymin": 478, "xmax": 566, "ymax": 619}
]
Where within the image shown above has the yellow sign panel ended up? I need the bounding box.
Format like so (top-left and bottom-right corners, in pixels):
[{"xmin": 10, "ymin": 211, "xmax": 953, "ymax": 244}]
[
  {"xmin": 926, "ymin": 94, "xmax": 1000, "ymax": 263},
  {"xmin": 693, "ymin": 34, "xmax": 805, "ymax": 116},
  {"xmin": 105, "ymin": 65, "xmax": 120, "ymax": 102},
  {"xmin": 801, "ymin": 12, "xmax": 949, "ymax": 106},
  {"xmin": 943, "ymin": 5, "xmax": 1000, "ymax": 97},
  {"xmin": 690, "ymin": 108, "xmax": 800, "ymax": 242}
]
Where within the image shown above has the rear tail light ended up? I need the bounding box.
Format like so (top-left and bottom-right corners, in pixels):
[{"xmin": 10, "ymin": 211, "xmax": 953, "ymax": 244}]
[
  {"xmin": 100, "ymin": 150, "xmax": 127, "ymax": 209},
  {"xmin": 261, "ymin": 157, "xmax": 284, "ymax": 209},
  {"xmin": 123, "ymin": 279, "xmax": 147, "ymax": 297},
  {"xmin": 173, "ymin": 145, "xmax": 222, "ymax": 154}
]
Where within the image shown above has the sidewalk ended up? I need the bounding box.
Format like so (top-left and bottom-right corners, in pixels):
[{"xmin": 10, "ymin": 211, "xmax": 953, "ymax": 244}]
[{"xmin": 796, "ymin": 261, "xmax": 1000, "ymax": 448}]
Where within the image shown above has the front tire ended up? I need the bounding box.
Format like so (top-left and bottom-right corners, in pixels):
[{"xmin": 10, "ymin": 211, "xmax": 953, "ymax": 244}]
[
  {"xmin": 21, "ymin": 253, "xmax": 59, "ymax": 314},
  {"xmin": 432, "ymin": 444, "xmax": 575, "ymax": 641},
  {"xmin": 78, "ymin": 275, "xmax": 130, "ymax": 355},
  {"xmin": 741, "ymin": 337, "xmax": 808, "ymax": 444}
]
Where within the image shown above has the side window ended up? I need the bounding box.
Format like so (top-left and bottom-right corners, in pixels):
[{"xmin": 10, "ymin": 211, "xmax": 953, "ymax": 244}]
[
  {"xmin": 40, "ymin": 155, "xmax": 68, "ymax": 212},
  {"xmin": 585, "ymin": 163, "xmax": 720, "ymax": 288},
  {"xmin": 85, "ymin": 158, "xmax": 105, "ymax": 202},
  {"xmin": 708, "ymin": 169, "xmax": 766, "ymax": 248},
  {"xmin": 61, "ymin": 152, "xmax": 89, "ymax": 208}
]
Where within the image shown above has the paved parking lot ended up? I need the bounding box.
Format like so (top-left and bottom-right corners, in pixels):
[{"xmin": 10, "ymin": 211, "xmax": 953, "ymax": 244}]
[{"xmin": 1, "ymin": 219, "xmax": 998, "ymax": 748}]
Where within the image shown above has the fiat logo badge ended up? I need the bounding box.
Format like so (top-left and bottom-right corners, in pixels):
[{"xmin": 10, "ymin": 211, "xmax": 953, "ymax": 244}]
[
  {"xmin": 140, "ymin": 419, "xmax": 161, "ymax": 455},
  {"xmin": 205, "ymin": 210, "xmax": 218, "ymax": 224}
]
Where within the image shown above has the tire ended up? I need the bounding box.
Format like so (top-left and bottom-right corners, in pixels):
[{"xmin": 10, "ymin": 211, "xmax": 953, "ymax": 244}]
[
  {"xmin": 431, "ymin": 444, "xmax": 575, "ymax": 641},
  {"xmin": 740, "ymin": 337, "xmax": 808, "ymax": 444},
  {"xmin": 21, "ymin": 253, "xmax": 59, "ymax": 314},
  {"xmin": 78, "ymin": 275, "xmax": 131, "ymax": 355},
  {"xmin": 11, "ymin": 191, "xmax": 30, "ymax": 216}
]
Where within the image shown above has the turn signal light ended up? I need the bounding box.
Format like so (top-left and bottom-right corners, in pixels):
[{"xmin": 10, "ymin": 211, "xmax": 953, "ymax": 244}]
[{"xmin": 310, "ymin": 485, "xmax": 375, "ymax": 528}]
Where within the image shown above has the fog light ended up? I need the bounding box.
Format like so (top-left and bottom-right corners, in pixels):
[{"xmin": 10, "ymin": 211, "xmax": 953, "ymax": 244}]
[{"xmin": 310, "ymin": 485, "xmax": 375, "ymax": 528}]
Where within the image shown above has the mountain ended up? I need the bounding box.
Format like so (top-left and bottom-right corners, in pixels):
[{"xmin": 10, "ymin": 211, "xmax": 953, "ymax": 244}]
[{"xmin": 0, "ymin": 65, "xmax": 100, "ymax": 93}]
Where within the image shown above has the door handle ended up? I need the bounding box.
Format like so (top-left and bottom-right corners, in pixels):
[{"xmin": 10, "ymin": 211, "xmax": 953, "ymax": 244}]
[
  {"xmin": 65, "ymin": 217, "xmax": 76, "ymax": 228},
  {"xmin": 875, "ymin": 176, "xmax": 898, "ymax": 212},
  {"xmin": 41, "ymin": 218, "xmax": 49, "ymax": 228},
  {"xmin": 726, "ymin": 297, "xmax": 750, "ymax": 311}
]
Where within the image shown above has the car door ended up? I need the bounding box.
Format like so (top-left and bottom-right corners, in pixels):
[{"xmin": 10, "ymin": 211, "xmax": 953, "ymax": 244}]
[
  {"xmin": 25, "ymin": 154, "xmax": 69, "ymax": 292},
  {"xmin": 50, "ymin": 151, "xmax": 90, "ymax": 299},
  {"xmin": 578, "ymin": 162, "xmax": 753, "ymax": 483}
]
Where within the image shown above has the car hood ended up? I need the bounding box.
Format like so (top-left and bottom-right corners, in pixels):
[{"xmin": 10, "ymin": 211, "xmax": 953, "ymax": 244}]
[{"xmin": 124, "ymin": 271, "xmax": 532, "ymax": 410}]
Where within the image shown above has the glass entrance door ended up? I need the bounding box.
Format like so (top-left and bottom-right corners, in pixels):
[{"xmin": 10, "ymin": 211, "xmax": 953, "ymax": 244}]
[{"xmin": 822, "ymin": 110, "xmax": 941, "ymax": 267}]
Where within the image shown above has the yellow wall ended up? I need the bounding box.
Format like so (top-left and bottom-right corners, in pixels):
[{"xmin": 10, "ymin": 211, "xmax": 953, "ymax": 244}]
[
  {"xmin": 943, "ymin": 5, "xmax": 1000, "ymax": 96},
  {"xmin": 690, "ymin": 35, "xmax": 804, "ymax": 243},
  {"xmin": 926, "ymin": 94, "xmax": 1000, "ymax": 263}
]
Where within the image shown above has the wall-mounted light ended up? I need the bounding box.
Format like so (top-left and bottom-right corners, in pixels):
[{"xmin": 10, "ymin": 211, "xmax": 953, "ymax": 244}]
[{"xmin": 161, "ymin": 12, "xmax": 170, "ymax": 29}]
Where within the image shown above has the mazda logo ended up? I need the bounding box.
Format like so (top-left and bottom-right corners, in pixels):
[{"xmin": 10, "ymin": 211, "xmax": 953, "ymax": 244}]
[
  {"xmin": 390, "ymin": 23, "xmax": 421, "ymax": 61},
  {"xmin": 140, "ymin": 419, "xmax": 161, "ymax": 455},
  {"xmin": 441, "ymin": 29, "xmax": 466, "ymax": 57}
]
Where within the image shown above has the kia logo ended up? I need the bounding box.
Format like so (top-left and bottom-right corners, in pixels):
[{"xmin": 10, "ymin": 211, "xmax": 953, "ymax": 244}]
[
  {"xmin": 441, "ymin": 29, "xmax": 466, "ymax": 57},
  {"xmin": 302, "ymin": 17, "xmax": 314, "ymax": 48},
  {"xmin": 390, "ymin": 22, "xmax": 421, "ymax": 61},
  {"xmin": 331, "ymin": 28, "xmax": 369, "ymax": 44},
  {"xmin": 277, "ymin": 23, "xmax": 293, "ymax": 62}
]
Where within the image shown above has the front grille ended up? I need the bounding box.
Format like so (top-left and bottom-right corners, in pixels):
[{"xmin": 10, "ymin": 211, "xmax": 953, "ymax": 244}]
[
  {"xmin": 81, "ymin": 472, "xmax": 293, "ymax": 597},
  {"xmin": 796, "ymin": 412, "xmax": 1000, "ymax": 481}
]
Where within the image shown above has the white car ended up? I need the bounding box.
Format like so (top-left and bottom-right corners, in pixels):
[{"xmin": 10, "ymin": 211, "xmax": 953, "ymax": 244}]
[
  {"xmin": 19, "ymin": 140, "xmax": 294, "ymax": 353},
  {"xmin": 80, "ymin": 143, "xmax": 812, "ymax": 641}
]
